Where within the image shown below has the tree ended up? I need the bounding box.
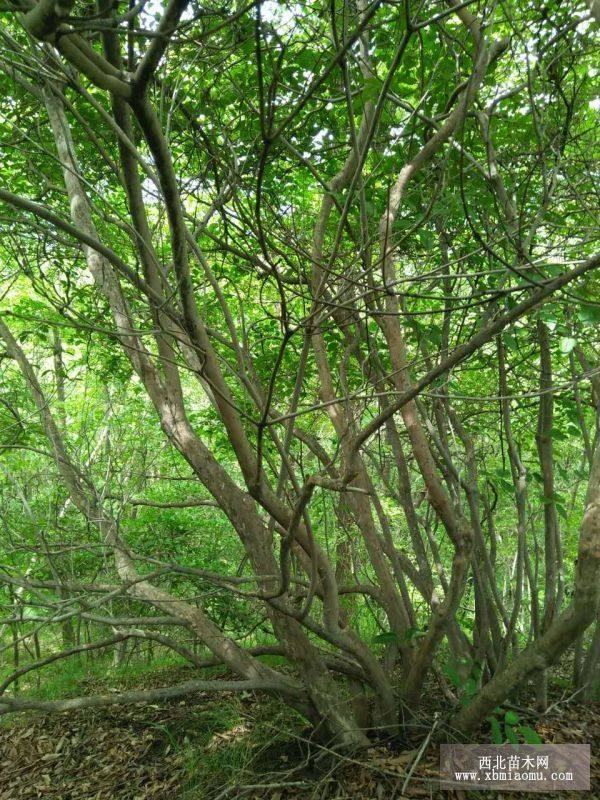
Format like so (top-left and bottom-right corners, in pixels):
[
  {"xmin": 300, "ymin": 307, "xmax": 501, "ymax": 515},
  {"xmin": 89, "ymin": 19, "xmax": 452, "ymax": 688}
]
[{"xmin": 0, "ymin": 0, "xmax": 598, "ymax": 750}]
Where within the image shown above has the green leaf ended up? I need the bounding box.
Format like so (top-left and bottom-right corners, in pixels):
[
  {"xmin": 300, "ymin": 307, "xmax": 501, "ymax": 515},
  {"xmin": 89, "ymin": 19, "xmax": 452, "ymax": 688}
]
[
  {"xmin": 403, "ymin": 626, "xmax": 426, "ymax": 642},
  {"xmin": 538, "ymin": 307, "xmax": 559, "ymax": 328},
  {"xmin": 442, "ymin": 663, "xmax": 462, "ymax": 688},
  {"xmin": 543, "ymin": 211, "xmax": 564, "ymax": 226},
  {"xmin": 504, "ymin": 333, "xmax": 519, "ymax": 351},
  {"xmin": 505, "ymin": 724, "xmax": 519, "ymax": 744},
  {"xmin": 417, "ymin": 230, "xmax": 436, "ymax": 249},
  {"xmin": 518, "ymin": 725, "xmax": 542, "ymax": 744},
  {"xmin": 362, "ymin": 76, "xmax": 381, "ymax": 103},
  {"xmin": 578, "ymin": 305, "xmax": 600, "ymax": 325},
  {"xmin": 487, "ymin": 716, "xmax": 503, "ymax": 744},
  {"xmin": 424, "ymin": 324, "xmax": 442, "ymax": 346},
  {"xmin": 559, "ymin": 337, "xmax": 577, "ymax": 354},
  {"xmin": 504, "ymin": 710, "xmax": 520, "ymax": 726}
]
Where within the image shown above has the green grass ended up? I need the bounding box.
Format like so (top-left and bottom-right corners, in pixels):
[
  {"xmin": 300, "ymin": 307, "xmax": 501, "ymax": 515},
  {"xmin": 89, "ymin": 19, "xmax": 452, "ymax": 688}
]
[
  {"xmin": 0, "ymin": 650, "xmax": 196, "ymax": 701},
  {"xmin": 176, "ymin": 697, "xmax": 306, "ymax": 799},
  {"xmin": 180, "ymin": 734, "xmax": 255, "ymax": 798}
]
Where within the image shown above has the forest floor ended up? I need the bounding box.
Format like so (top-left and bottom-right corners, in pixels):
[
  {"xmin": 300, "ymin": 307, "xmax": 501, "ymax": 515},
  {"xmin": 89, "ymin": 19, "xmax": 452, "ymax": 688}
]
[{"xmin": 0, "ymin": 663, "xmax": 598, "ymax": 800}]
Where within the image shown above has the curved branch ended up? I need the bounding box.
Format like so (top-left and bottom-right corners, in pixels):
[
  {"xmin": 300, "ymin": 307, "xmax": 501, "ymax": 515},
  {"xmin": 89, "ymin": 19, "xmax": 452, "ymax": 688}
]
[{"xmin": 0, "ymin": 679, "xmax": 280, "ymax": 716}]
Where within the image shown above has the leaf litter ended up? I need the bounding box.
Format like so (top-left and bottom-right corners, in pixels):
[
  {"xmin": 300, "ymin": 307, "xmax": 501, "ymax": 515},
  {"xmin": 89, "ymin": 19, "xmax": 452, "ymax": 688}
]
[{"xmin": 0, "ymin": 668, "xmax": 598, "ymax": 800}]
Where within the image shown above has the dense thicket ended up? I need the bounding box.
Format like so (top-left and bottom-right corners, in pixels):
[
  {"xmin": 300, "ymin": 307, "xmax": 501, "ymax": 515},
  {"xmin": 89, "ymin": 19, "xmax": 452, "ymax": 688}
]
[{"xmin": 0, "ymin": 0, "xmax": 599, "ymax": 750}]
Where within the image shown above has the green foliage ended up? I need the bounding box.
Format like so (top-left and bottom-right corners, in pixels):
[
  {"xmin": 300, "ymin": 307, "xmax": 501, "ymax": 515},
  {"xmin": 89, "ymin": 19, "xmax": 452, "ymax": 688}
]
[
  {"xmin": 485, "ymin": 709, "xmax": 543, "ymax": 745},
  {"xmin": 0, "ymin": 0, "xmax": 598, "ymax": 753}
]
